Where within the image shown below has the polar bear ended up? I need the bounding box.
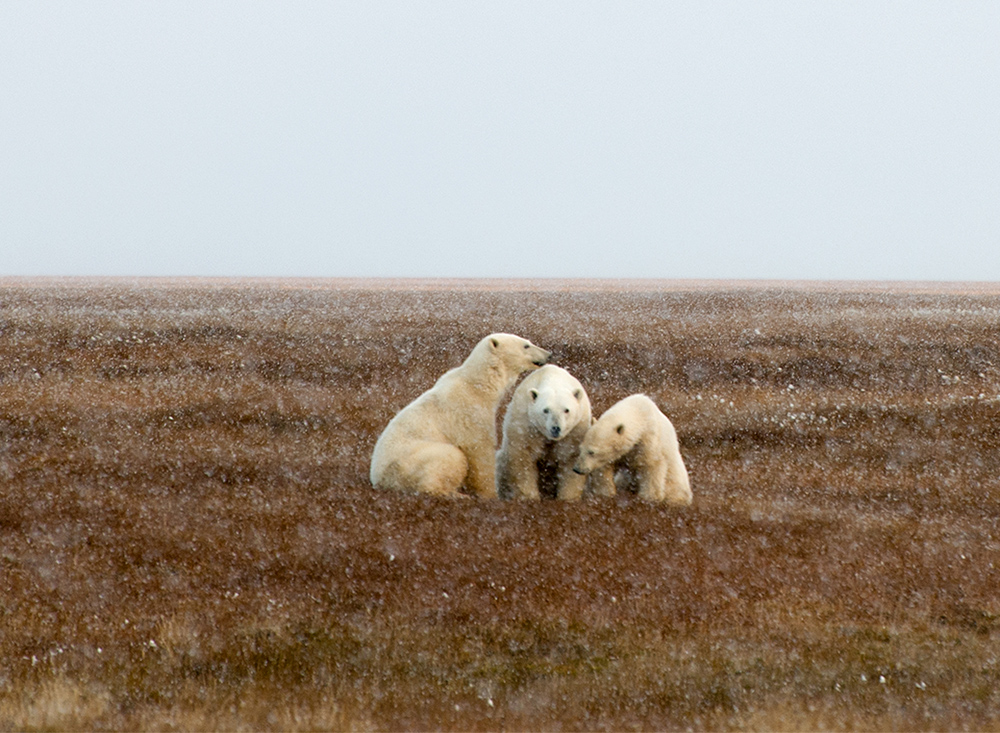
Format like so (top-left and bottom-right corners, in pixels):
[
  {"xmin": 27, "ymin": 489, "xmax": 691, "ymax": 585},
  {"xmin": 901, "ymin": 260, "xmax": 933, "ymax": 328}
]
[
  {"xmin": 572, "ymin": 394, "xmax": 692, "ymax": 505},
  {"xmin": 496, "ymin": 365, "xmax": 613, "ymax": 501},
  {"xmin": 370, "ymin": 333, "xmax": 551, "ymax": 498}
]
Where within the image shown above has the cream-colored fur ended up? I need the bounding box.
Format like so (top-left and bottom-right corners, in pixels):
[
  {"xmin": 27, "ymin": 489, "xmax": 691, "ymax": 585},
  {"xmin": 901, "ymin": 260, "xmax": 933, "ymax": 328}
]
[
  {"xmin": 573, "ymin": 394, "xmax": 692, "ymax": 505},
  {"xmin": 370, "ymin": 333, "xmax": 550, "ymax": 498},
  {"xmin": 496, "ymin": 365, "xmax": 613, "ymax": 501}
]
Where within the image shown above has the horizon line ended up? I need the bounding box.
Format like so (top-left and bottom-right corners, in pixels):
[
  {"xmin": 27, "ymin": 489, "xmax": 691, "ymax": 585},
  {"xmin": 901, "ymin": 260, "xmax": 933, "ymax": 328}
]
[{"xmin": 2, "ymin": 275, "xmax": 1000, "ymax": 295}]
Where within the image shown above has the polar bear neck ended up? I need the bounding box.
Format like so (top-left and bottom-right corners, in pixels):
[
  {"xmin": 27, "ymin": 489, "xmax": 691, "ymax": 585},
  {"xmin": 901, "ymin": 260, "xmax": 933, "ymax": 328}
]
[{"xmin": 457, "ymin": 347, "xmax": 518, "ymax": 402}]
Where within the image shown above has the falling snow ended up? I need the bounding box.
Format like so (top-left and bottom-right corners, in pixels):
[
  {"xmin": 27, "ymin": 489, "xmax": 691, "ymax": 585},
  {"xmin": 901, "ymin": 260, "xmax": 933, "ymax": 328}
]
[{"xmin": 2, "ymin": 279, "xmax": 1000, "ymax": 729}]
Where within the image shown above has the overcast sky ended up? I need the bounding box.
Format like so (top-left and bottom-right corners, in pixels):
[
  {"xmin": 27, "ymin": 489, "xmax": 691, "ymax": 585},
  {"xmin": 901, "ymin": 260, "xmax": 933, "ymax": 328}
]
[{"xmin": 2, "ymin": 2, "xmax": 998, "ymax": 280}]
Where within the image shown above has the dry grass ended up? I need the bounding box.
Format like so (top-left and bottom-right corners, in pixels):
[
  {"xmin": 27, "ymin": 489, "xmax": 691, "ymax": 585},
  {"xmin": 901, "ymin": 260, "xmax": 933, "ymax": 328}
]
[{"xmin": 2, "ymin": 279, "xmax": 1000, "ymax": 730}]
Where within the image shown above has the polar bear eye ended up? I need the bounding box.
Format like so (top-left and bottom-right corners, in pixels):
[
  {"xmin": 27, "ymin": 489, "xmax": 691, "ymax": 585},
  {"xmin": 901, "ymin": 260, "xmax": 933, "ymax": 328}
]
[
  {"xmin": 587, "ymin": 449, "xmax": 595, "ymax": 456},
  {"xmin": 563, "ymin": 408, "xmax": 570, "ymax": 414},
  {"xmin": 542, "ymin": 408, "xmax": 550, "ymax": 414}
]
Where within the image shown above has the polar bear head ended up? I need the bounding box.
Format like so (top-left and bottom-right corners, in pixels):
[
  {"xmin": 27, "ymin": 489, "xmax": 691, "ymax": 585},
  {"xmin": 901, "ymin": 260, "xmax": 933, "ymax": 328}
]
[
  {"xmin": 572, "ymin": 398, "xmax": 640, "ymax": 475},
  {"xmin": 484, "ymin": 332, "xmax": 550, "ymax": 370},
  {"xmin": 527, "ymin": 366, "xmax": 586, "ymax": 441},
  {"xmin": 465, "ymin": 333, "xmax": 550, "ymax": 388}
]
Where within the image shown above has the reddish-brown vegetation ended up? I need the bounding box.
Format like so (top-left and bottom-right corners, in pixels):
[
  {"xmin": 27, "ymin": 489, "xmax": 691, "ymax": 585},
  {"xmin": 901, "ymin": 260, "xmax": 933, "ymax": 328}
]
[{"xmin": 2, "ymin": 279, "xmax": 1000, "ymax": 730}]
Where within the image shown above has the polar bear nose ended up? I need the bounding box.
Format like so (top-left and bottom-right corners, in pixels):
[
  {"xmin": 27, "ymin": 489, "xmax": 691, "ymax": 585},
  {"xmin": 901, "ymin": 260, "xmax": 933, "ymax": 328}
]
[
  {"xmin": 549, "ymin": 425, "xmax": 561, "ymax": 438},
  {"xmin": 532, "ymin": 349, "xmax": 551, "ymax": 366}
]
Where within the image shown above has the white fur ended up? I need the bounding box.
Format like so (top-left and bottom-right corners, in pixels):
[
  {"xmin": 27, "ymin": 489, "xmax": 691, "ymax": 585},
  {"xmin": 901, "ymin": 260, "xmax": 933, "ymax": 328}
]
[
  {"xmin": 496, "ymin": 365, "xmax": 613, "ymax": 500},
  {"xmin": 573, "ymin": 394, "xmax": 692, "ymax": 505},
  {"xmin": 370, "ymin": 333, "xmax": 550, "ymax": 497}
]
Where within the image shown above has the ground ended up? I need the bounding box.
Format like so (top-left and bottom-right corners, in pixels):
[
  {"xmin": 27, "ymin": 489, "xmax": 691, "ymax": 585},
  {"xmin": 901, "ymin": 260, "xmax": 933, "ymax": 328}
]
[{"xmin": 2, "ymin": 278, "xmax": 1000, "ymax": 730}]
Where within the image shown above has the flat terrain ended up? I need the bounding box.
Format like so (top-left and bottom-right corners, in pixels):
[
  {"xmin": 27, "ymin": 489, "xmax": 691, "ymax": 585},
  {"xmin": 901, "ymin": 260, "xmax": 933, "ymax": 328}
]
[{"xmin": 3, "ymin": 278, "xmax": 1000, "ymax": 730}]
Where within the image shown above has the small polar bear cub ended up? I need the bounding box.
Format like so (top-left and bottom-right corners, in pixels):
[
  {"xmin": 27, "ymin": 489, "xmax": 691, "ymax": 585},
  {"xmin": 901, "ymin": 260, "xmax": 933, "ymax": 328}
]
[
  {"xmin": 573, "ymin": 394, "xmax": 692, "ymax": 506},
  {"xmin": 370, "ymin": 333, "xmax": 550, "ymax": 498},
  {"xmin": 497, "ymin": 364, "xmax": 611, "ymax": 501}
]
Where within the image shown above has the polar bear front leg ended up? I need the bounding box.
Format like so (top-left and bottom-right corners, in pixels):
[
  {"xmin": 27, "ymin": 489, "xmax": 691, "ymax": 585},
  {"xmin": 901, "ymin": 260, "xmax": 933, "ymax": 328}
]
[
  {"xmin": 637, "ymin": 461, "xmax": 668, "ymax": 502},
  {"xmin": 511, "ymin": 452, "xmax": 543, "ymax": 500},
  {"xmin": 464, "ymin": 441, "xmax": 499, "ymax": 499},
  {"xmin": 499, "ymin": 433, "xmax": 542, "ymax": 500},
  {"xmin": 586, "ymin": 465, "xmax": 617, "ymax": 497},
  {"xmin": 556, "ymin": 463, "xmax": 587, "ymax": 501},
  {"xmin": 662, "ymin": 448, "xmax": 693, "ymax": 506},
  {"xmin": 496, "ymin": 443, "xmax": 541, "ymax": 499},
  {"xmin": 495, "ymin": 449, "xmax": 514, "ymax": 500}
]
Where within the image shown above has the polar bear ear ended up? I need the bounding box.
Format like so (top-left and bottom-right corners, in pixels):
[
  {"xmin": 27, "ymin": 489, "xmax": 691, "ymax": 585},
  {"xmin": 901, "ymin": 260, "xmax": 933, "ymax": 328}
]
[
  {"xmin": 616, "ymin": 424, "xmax": 625, "ymax": 435},
  {"xmin": 573, "ymin": 389, "xmax": 582, "ymax": 401},
  {"xmin": 490, "ymin": 337, "xmax": 499, "ymax": 348},
  {"xmin": 530, "ymin": 389, "xmax": 539, "ymax": 401}
]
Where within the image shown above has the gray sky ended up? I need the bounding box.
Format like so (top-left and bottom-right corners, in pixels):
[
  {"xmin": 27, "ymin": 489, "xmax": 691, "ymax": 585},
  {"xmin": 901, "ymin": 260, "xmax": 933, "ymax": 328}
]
[{"xmin": 2, "ymin": 2, "xmax": 998, "ymax": 280}]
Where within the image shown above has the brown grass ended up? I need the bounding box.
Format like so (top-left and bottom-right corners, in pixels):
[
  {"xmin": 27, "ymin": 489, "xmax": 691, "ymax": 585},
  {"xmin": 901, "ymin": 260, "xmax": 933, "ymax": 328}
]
[{"xmin": 2, "ymin": 279, "xmax": 1000, "ymax": 730}]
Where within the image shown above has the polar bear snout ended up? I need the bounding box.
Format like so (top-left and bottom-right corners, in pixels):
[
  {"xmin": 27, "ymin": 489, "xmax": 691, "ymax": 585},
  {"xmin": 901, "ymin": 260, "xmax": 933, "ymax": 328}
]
[
  {"xmin": 549, "ymin": 425, "xmax": 561, "ymax": 439},
  {"xmin": 532, "ymin": 349, "xmax": 551, "ymax": 367},
  {"xmin": 572, "ymin": 448, "xmax": 598, "ymax": 476}
]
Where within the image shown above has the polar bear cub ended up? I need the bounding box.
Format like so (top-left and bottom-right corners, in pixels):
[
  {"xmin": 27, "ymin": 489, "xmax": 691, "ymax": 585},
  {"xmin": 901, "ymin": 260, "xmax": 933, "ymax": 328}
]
[
  {"xmin": 370, "ymin": 333, "xmax": 550, "ymax": 498},
  {"xmin": 573, "ymin": 394, "xmax": 692, "ymax": 505},
  {"xmin": 497, "ymin": 364, "xmax": 611, "ymax": 501}
]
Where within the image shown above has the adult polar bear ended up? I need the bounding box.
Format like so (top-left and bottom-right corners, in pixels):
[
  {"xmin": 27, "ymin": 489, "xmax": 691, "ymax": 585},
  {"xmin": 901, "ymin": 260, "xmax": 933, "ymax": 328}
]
[
  {"xmin": 370, "ymin": 333, "xmax": 550, "ymax": 498},
  {"xmin": 573, "ymin": 394, "xmax": 692, "ymax": 505},
  {"xmin": 497, "ymin": 364, "xmax": 613, "ymax": 501}
]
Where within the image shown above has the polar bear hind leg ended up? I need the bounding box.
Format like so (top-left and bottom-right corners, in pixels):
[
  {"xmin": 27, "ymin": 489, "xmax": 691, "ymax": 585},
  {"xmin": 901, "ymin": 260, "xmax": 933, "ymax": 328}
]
[{"xmin": 389, "ymin": 441, "xmax": 469, "ymax": 497}]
